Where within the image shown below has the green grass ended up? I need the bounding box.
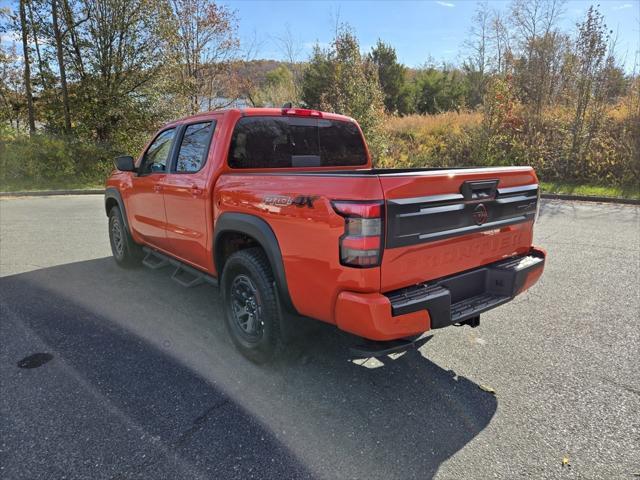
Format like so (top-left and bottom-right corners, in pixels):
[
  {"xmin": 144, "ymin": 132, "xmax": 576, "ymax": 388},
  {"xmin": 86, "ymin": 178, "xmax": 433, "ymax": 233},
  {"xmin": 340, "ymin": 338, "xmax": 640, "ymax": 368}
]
[
  {"xmin": 0, "ymin": 178, "xmax": 105, "ymax": 193},
  {"xmin": 540, "ymin": 181, "xmax": 640, "ymax": 200}
]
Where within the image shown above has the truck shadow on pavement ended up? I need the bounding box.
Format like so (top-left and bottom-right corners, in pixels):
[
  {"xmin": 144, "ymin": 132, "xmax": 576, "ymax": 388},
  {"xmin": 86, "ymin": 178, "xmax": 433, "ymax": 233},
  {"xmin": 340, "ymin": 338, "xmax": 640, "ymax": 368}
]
[{"xmin": 0, "ymin": 258, "xmax": 497, "ymax": 480}]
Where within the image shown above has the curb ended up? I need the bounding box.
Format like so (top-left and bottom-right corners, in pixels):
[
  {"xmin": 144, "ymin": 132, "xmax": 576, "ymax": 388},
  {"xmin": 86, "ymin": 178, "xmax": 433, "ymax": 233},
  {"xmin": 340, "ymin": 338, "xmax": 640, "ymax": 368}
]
[
  {"xmin": 540, "ymin": 193, "xmax": 639, "ymax": 205},
  {"xmin": 0, "ymin": 189, "xmax": 105, "ymax": 197},
  {"xmin": 1, "ymin": 189, "xmax": 638, "ymax": 205}
]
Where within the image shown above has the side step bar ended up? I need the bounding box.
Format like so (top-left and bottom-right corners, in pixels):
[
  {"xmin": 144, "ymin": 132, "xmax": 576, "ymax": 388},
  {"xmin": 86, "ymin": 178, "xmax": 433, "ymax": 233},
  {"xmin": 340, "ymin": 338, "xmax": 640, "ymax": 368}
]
[
  {"xmin": 142, "ymin": 251, "xmax": 169, "ymax": 270},
  {"xmin": 142, "ymin": 247, "xmax": 218, "ymax": 288}
]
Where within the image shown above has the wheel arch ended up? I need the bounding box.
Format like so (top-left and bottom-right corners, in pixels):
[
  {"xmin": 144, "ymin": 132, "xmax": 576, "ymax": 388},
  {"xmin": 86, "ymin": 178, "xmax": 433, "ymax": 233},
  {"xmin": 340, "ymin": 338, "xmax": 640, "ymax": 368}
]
[
  {"xmin": 105, "ymin": 188, "xmax": 130, "ymax": 232},
  {"xmin": 214, "ymin": 212, "xmax": 297, "ymax": 315}
]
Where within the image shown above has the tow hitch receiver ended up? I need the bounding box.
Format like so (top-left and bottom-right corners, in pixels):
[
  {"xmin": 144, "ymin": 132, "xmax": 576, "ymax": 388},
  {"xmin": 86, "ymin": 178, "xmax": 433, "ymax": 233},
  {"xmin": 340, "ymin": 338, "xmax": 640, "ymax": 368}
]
[
  {"xmin": 350, "ymin": 334, "xmax": 433, "ymax": 358},
  {"xmin": 455, "ymin": 315, "xmax": 480, "ymax": 328}
]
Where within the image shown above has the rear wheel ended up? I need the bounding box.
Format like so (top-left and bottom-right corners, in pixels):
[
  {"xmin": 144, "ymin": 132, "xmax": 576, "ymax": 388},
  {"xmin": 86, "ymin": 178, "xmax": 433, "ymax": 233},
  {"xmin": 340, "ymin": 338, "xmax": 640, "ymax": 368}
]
[
  {"xmin": 108, "ymin": 206, "xmax": 142, "ymax": 267},
  {"xmin": 221, "ymin": 248, "xmax": 281, "ymax": 363}
]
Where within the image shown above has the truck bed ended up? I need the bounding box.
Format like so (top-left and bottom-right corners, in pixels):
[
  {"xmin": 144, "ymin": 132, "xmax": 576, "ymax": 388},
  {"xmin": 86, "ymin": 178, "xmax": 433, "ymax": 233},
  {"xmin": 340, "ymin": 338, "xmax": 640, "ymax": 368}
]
[{"xmin": 216, "ymin": 165, "xmax": 539, "ymax": 322}]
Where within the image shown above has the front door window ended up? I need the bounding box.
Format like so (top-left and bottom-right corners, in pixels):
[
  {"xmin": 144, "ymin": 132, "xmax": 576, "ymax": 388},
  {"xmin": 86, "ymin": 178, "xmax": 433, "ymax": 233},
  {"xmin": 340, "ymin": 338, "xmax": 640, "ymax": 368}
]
[{"xmin": 141, "ymin": 129, "xmax": 176, "ymax": 174}]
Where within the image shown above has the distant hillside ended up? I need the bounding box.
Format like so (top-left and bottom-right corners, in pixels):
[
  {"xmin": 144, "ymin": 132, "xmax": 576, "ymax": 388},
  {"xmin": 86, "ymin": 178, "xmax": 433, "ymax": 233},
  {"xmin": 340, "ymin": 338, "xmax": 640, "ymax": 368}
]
[
  {"xmin": 224, "ymin": 59, "xmax": 420, "ymax": 98},
  {"xmin": 227, "ymin": 59, "xmax": 296, "ymax": 91}
]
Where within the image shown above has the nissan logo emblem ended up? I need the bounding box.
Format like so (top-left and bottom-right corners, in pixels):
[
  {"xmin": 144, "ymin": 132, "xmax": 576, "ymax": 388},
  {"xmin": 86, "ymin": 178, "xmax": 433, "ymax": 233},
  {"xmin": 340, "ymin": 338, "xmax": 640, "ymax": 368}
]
[{"xmin": 473, "ymin": 204, "xmax": 488, "ymax": 225}]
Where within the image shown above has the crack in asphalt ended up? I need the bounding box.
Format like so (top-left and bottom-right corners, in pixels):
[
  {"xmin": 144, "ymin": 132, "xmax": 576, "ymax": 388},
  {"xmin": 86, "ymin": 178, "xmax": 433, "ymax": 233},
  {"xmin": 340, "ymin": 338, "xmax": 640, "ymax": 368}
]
[
  {"xmin": 175, "ymin": 399, "xmax": 230, "ymax": 447},
  {"xmin": 109, "ymin": 399, "xmax": 230, "ymax": 480},
  {"xmin": 600, "ymin": 376, "xmax": 640, "ymax": 397}
]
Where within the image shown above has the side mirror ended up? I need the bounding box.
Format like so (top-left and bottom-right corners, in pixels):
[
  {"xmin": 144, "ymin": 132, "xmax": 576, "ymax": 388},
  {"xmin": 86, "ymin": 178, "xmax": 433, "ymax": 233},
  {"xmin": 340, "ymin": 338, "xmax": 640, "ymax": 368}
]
[{"xmin": 114, "ymin": 155, "xmax": 136, "ymax": 172}]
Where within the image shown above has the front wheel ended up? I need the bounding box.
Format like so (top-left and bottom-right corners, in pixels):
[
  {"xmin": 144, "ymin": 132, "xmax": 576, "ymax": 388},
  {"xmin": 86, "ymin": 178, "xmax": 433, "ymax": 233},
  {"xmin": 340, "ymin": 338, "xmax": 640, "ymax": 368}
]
[
  {"xmin": 108, "ymin": 206, "xmax": 143, "ymax": 268},
  {"xmin": 221, "ymin": 248, "xmax": 281, "ymax": 363}
]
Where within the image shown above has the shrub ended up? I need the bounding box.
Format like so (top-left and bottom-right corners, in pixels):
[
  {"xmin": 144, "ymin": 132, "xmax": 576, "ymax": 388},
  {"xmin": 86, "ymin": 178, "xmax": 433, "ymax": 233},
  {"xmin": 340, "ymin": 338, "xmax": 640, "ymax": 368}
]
[
  {"xmin": 380, "ymin": 98, "xmax": 639, "ymax": 187},
  {"xmin": 0, "ymin": 133, "xmax": 117, "ymax": 187},
  {"xmin": 379, "ymin": 111, "xmax": 483, "ymax": 169}
]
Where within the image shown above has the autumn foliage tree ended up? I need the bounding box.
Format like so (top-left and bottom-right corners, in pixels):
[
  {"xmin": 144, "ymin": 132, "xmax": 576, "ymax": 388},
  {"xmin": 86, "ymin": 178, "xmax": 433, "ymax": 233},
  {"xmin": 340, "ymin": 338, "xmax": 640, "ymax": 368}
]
[{"xmin": 169, "ymin": 0, "xmax": 239, "ymax": 114}]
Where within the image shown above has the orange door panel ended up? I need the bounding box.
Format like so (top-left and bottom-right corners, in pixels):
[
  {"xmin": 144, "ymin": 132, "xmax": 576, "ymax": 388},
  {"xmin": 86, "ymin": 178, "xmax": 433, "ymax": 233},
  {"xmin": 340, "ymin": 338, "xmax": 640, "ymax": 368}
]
[
  {"xmin": 162, "ymin": 175, "xmax": 209, "ymax": 268},
  {"xmin": 162, "ymin": 120, "xmax": 217, "ymax": 270},
  {"xmin": 127, "ymin": 127, "xmax": 178, "ymax": 250},
  {"xmin": 128, "ymin": 173, "xmax": 168, "ymax": 249}
]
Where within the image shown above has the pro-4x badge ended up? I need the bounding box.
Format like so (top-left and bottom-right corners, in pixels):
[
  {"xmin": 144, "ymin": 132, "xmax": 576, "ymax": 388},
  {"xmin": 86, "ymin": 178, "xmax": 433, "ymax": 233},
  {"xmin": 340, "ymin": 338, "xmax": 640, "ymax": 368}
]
[
  {"xmin": 291, "ymin": 195, "xmax": 318, "ymax": 208},
  {"xmin": 263, "ymin": 195, "xmax": 318, "ymax": 208}
]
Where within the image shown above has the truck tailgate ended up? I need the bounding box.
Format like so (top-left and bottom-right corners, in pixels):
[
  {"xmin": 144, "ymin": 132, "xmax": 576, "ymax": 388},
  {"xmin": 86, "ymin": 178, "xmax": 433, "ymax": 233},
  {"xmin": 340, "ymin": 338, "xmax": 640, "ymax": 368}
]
[{"xmin": 380, "ymin": 167, "xmax": 539, "ymax": 292}]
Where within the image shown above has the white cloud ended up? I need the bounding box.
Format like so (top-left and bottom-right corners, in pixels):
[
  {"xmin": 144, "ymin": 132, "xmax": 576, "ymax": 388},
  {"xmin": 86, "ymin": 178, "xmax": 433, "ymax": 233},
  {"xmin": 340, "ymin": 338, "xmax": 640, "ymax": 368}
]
[
  {"xmin": 613, "ymin": 3, "xmax": 633, "ymax": 10},
  {"xmin": 435, "ymin": 1, "xmax": 455, "ymax": 7}
]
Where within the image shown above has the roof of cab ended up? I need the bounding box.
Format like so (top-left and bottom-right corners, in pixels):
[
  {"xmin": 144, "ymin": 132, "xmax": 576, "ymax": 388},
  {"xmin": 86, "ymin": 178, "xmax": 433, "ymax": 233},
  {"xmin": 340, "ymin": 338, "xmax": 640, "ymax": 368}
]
[{"xmin": 168, "ymin": 107, "xmax": 356, "ymax": 126}]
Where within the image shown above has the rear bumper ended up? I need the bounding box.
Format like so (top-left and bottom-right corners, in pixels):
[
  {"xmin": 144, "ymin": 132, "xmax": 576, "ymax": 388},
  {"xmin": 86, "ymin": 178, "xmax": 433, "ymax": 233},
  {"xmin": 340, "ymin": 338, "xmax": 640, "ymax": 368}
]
[{"xmin": 334, "ymin": 247, "xmax": 545, "ymax": 341}]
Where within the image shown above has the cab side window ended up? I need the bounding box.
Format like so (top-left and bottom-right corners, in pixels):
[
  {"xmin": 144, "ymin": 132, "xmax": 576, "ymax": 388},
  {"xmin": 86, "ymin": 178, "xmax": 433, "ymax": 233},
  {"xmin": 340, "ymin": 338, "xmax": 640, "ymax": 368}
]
[
  {"xmin": 141, "ymin": 129, "xmax": 175, "ymax": 174},
  {"xmin": 175, "ymin": 121, "xmax": 215, "ymax": 173}
]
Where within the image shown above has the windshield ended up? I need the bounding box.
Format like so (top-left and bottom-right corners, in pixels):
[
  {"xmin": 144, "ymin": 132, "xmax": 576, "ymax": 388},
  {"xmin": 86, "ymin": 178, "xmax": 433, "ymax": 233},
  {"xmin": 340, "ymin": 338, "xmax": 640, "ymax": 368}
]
[{"xmin": 228, "ymin": 116, "xmax": 368, "ymax": 168}]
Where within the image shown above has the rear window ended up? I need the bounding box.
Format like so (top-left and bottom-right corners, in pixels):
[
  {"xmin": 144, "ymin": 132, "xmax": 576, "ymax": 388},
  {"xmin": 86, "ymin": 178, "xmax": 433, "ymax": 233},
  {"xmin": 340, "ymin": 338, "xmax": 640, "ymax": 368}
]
[{"xmin": 228, "ymin": 116, "xmax": 368, "ymax": 169}]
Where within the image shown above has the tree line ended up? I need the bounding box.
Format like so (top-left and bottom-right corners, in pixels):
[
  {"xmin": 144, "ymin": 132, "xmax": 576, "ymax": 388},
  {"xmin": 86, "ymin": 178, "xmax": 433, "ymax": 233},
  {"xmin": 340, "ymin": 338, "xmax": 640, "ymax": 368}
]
[
  {"xmin": 1, "ymin": 0, "xmax": 243, "ymax": 149},
  {"xmin": 1, "ymin": 0, "xmax": 638, "ymax": 188}
]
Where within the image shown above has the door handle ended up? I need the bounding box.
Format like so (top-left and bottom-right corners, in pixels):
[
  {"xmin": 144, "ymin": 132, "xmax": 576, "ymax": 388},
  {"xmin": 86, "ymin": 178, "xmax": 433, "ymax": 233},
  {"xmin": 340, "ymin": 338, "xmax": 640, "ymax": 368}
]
[
  {"xmin": 153, "ymin": 184, "xmax": 163, "ymax": 193},
  {"xmin": 190, "ymin": 185, "xmax": 203, "ymax": 197},
  {"xmin": 460, "ymin": 179, "xmax": 498, "ymax": 200}
]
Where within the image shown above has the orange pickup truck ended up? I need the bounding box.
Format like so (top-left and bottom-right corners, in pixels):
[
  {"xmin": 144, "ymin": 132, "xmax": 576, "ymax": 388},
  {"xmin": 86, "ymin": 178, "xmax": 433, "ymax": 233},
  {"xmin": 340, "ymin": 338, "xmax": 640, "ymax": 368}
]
[{"xmin": 105, "ymin": 107, "xmax": 546, "ymax": 362}]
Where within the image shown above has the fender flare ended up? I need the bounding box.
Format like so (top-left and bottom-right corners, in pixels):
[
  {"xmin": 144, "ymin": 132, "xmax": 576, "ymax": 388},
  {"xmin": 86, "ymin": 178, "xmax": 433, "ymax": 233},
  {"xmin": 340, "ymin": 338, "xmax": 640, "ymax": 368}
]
[
  {"xmin": 104, "ymin": 188, "xmax": 130, "ymax": 232},
  {"xmin": 214, "ymin": 212, "xmax": 297, "ymax": 315}
]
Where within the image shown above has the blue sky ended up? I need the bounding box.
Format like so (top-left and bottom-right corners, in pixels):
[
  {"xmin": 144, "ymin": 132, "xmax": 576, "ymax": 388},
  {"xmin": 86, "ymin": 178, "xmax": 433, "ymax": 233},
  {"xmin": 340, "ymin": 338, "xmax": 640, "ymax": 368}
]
[
  {"xmin": 2, "ymin": 0, "xmax": 639, "ymax": 70},
  {"xmin": 223, "ymin": 0, "xmax": 640, "ymax": 70}
]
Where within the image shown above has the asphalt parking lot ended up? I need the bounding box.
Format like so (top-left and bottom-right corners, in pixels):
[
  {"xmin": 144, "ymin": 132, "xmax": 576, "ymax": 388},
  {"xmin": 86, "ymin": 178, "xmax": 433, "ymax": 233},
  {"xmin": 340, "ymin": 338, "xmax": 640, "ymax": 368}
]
[{"xmin": 0, "ymin": 195, "xmax": 638, "ymax": 479}]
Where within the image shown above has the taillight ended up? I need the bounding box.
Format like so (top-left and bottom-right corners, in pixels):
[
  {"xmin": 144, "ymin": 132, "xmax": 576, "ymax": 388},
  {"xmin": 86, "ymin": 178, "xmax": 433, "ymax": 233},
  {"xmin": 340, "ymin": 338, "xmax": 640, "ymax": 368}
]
[
  {"xmin": 281, "ymin": 108, "xmax": 322, "ymax": 117},
  {"xmin": 332, "ymin": 201, "xmax": 384, "ymax": 268},
  {"xmin": 535, "ymin": 187, "xmax": 541, "ymax": 222}
]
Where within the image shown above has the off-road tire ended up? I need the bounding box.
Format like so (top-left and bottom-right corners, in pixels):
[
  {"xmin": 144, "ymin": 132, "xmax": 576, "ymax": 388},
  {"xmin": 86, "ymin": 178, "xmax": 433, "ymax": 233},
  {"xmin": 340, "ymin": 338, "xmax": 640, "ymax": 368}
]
[
  {"xmin": 108, "ymin": 206, "xmax": 143, "ymax": 268},
  {"xmin": 221, "ymin": 248, "xmax": 281, "ymax": 363}
]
